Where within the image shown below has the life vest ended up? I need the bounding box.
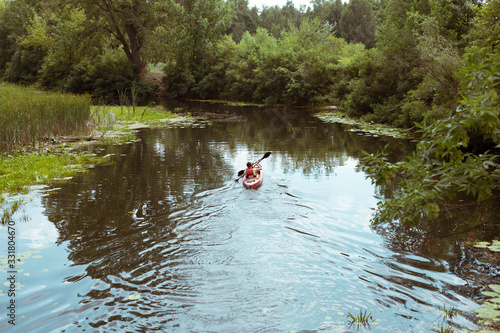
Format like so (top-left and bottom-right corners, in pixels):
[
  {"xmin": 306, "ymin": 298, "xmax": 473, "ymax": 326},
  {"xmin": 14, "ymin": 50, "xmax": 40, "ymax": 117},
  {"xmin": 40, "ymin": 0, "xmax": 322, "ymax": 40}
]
[{"xmin": 245, "ymin": 167, "xmax": 255, "ymax": 176}]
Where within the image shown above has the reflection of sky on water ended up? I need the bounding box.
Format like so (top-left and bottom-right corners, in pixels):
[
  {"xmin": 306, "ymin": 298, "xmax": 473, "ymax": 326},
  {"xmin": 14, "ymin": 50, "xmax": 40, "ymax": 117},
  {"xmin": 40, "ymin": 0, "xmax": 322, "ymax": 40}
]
[{"xmin": 5, "ymin": 191, "xmax": 59, "ymax": 250}]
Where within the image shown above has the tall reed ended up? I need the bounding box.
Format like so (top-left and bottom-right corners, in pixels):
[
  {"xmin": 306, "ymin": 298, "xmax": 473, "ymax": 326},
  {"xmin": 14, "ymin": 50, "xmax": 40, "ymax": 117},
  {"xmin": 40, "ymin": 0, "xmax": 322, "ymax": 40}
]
[{"xmin": 0, "ymin": 83, "xmax": 92, "ymax": 152}]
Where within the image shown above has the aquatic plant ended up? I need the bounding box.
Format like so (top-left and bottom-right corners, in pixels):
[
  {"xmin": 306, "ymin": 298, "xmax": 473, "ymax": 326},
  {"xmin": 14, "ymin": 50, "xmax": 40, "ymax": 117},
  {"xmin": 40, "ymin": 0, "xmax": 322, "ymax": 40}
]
[
  {"xmin": 92, "ymin": 105, "xmax": 177, "ymax": 127},
  {"xmin": 0, "ymin": 153, "xmax": 110, "ymax": 194},
  {"xmin": 473, "ymin": 240, "xmax": 500, "ymax": 252},
  {"xmin": 430, "ymin": 325, "xmax": 454, "ymax": 333},
  {"xmin": 476, "ymin": 284, "xmax": 500, "ymax": 327},
  {"xmin": 0, "ymin": 83, "xmax": 92, "ymax": 152},
  {"xmin": 347, "ymin": 309, "xmax": 375, "ymax": 329},
  {"xmin": 0, "ymin": 199, "xmax": 24, "ymax": 225},
  {"xmin": 440, "ymin": 305, "xmax": 459, "ymax": 320}
]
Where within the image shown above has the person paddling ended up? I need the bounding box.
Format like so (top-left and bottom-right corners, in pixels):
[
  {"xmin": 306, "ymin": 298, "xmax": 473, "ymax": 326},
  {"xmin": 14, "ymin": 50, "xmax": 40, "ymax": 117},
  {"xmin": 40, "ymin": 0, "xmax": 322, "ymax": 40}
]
[{"xmin": 245, "ymin": 161, "xmax": 261, "ymax": 179}]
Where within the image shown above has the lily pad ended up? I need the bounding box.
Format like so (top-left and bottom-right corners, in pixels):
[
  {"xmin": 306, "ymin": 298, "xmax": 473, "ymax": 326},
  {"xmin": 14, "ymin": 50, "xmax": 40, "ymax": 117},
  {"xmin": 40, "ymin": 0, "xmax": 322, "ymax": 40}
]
[
  {"xmin": 474, "ymin": 240, "xmax": 500, "ymax": 252},
  {"xmin": 477, "ymin": 285, "xmax": 500, "ymax": 325},
  {"xmin": 128, "ymin": 293, "xmax": 141, "ymax": 301}
]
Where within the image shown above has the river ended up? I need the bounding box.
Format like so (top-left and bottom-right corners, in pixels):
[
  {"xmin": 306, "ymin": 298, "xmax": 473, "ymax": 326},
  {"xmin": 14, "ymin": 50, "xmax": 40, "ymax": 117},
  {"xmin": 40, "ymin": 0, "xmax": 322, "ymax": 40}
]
[{"xmin": 0, "ymin": 102, "xmax": 496, "ymax": 332}]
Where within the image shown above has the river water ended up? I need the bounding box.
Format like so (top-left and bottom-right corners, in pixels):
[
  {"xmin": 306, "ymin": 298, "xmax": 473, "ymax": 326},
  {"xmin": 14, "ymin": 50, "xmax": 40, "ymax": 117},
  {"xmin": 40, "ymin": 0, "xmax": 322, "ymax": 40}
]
[{"xmin": 0, "ymin": 102, "xmax": 496, "ymax": 332}]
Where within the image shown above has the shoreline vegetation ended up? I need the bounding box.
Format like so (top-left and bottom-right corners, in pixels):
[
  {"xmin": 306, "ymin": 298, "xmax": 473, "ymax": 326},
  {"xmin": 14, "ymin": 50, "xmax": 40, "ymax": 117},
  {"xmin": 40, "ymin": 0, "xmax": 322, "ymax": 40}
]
[
  {"xmin": 0, "ymin": 84, "xmax": 195, "ymax": 213},
  {"xmin": 0, "ymin": 82, "xmax": 398, "ymax": 198}
]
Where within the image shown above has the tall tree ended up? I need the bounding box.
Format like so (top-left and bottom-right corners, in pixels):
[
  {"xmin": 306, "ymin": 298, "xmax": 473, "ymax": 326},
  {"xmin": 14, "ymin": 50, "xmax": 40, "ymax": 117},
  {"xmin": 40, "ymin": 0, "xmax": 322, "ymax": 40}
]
[
  {"xmin": 308, "ymin": 0, "xmax": 344, "ymax": 37},
  {"xmin": 76, "ymin": 0, "xmax": 175, "ymax": 80},
  {"xmin": 226, "ymin": 0, "xmax": 258, "ymax": 43},
  {"xmin": 339, "ymin": 0, "xmax": 376, "ymax": 48}
]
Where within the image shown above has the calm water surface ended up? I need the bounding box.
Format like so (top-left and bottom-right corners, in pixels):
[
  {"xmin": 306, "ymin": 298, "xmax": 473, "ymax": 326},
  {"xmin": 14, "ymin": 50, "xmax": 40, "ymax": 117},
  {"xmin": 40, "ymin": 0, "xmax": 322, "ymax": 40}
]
[{"xmin": 0, "ymin": 103, "xmax": 489, "ymax": 332}]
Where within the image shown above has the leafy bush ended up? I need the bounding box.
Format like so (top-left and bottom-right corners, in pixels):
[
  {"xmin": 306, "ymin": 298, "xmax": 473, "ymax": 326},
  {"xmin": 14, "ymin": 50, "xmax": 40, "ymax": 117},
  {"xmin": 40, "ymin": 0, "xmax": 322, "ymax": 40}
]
[{"xmin": 359, "ymin": 53, "xmax": 500, "ymax": 226}]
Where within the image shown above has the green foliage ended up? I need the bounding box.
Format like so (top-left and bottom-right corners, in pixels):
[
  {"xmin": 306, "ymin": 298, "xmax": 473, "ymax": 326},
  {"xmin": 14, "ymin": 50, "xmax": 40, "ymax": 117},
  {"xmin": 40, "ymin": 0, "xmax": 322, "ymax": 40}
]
[
  {"xmin": 187, "ymin": 18, "xmax": 360, "ymax": 106},
  {"xmin": 307, "ymin": 0, "xmax": 344, "ymax": 38},
  {"xmin": 339, "ymin": 0, "xmax": 376, "ymax": 48},
  {"xmin": 162, "ymin": 0, "xmax": 231, "ymax": 98},
  {"xmin": 0, "ymin": 0, "xmax": 43, "ymax": 84},
  {"xmin": 359, "ymin": 53, "xmax": 500, "ymax": 226},
  {"xmin": 64, "ymin": 49, "xmax": 136, "ymax": 101},
  {"xmin": 0, "ymin": 83, "xmax": 92, "ymax": 152},
  {"xmin": 464, "ymin": 0, "xmax": 500, "ymax": 57},
  {"xmin": 347, "ymin": 310, "xmax": 375, "ymax": 330},
  {"xmin": 0, "ymin": 152, "xmax": 108, "ymax": 194},
  {"xmin": 339, "ymin": 47, "xmax": 399, "ymax": 117},
  {"xmin": 226, "ymin": 0, "xmax": 258, "ymax": 42}
]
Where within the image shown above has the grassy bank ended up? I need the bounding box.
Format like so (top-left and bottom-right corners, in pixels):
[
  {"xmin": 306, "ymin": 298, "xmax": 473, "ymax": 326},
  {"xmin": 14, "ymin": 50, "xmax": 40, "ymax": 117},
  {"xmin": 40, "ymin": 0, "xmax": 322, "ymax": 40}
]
[
  {"xmin": 0, "ymin": 152, "xmax": 107, "ymax": 194},
  {"xmin": 0, "ymin": 83, "xmax": 92, "ymax": 151},
  {"xmin": 0, "ymin": 86, "xmax": 194, "ymax": 197},
  {"xmin": 92, "ymin": 104, "xmax": 179, "ymax": 130}
]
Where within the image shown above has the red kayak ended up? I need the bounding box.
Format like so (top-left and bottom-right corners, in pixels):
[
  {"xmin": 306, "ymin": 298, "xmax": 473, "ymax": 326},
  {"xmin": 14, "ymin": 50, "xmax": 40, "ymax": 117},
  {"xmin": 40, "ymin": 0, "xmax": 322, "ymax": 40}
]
[{"xmin": 243, "ymin": 170, "xmax": 263, "ymax": 189}]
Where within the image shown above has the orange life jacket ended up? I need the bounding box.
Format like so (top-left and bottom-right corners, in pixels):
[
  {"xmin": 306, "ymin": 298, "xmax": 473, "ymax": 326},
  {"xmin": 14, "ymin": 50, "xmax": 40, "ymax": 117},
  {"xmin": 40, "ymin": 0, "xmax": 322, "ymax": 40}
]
[{"xmin": 245, "ymin": 167, "xmax": 255, "ymax": 176}]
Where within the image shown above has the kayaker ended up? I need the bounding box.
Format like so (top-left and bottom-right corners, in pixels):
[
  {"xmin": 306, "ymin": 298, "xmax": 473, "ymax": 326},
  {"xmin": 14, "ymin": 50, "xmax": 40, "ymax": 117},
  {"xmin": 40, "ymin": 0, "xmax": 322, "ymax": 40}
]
[{"xmin": 245, "ymin": 162, "xmax": 261, "ymax": 179}]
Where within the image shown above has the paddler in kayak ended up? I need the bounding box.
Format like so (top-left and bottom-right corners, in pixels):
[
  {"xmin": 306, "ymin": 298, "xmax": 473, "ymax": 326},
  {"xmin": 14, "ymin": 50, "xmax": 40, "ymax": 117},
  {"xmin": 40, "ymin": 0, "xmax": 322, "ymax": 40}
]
[{"xmin": 245, "ymin": 162, "xmax": 262, "ymax": 179}]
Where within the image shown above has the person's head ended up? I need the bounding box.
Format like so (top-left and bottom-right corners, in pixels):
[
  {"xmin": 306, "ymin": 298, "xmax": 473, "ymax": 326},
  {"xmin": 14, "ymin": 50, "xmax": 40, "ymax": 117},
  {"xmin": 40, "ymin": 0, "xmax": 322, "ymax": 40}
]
[{"xmin": 247, "ymin": 162, "xmax": 252, "ymax": 168}]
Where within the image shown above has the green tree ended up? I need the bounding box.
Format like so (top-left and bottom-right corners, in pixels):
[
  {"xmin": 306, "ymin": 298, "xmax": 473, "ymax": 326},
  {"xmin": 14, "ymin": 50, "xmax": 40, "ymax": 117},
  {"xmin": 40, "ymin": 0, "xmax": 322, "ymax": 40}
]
[
  {"xmin": 226, "ymin": 0, "xmax": 258, "ymax": 43},
  {"xmin": 465, "ymin": 0, "xmax": 500, "ymax": 56},
  {"xmin": 0, "ymin": 0, "xmax": 42, "ymax": 83},
  {"xmin": 162, "ymin": 0, "xmax": 231, "ymax": 98},
  {"xmin": 307, "ymin": 0, "xmax": 344, "ymax": 37},
  {"xmin": 359, "ymin": 53, "xmax": 500, "ymax": 227},
  {"xmin": 259, "ymin": 1, "xmax": 304, "ymax": 38},
  {"xmin": 339, "ymin": 0, "xmax": 376, "ymax": 48},
  {"xmin": 76, "ymin": 0, "xmax": 176, "ymax": 80}
]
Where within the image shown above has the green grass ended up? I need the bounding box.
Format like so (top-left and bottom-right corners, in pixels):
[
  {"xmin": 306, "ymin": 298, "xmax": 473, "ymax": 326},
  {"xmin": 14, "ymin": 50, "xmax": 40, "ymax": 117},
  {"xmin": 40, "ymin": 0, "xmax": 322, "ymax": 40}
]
[
  {"xmin": 0, "ymin": 152, "xmax": 109, "ymax": 194},
  {"xmin": 431, "ymin": 325, "xmax": 454, "ymax": 333},
  {"xmin": 92, "ymin": 105, "xmax": 179, "ymax": 130},
  {"xmin": 0, "ymin": 83, "xmax": 92, "ymax": 152},
  {"xmin": 347, "ymin": 310, "xmax": 375, "ymax": 329}
]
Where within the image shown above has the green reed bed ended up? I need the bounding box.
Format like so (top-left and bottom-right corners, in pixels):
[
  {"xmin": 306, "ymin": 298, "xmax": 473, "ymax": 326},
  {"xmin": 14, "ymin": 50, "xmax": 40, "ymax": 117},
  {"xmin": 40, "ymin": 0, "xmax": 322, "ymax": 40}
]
[{"xmin": 0, "ymin": 83, "xmax": 92, "ymax": 151}]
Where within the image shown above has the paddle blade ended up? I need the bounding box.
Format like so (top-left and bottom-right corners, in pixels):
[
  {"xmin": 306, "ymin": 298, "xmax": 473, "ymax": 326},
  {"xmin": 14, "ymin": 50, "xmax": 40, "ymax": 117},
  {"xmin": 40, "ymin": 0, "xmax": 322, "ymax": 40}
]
[
  {"xmin": 263, "ymin": 151, "xmax": 271, "ymax": 159},
  {"xmin": 237, "ymin": 170, "xmax": 244, "ymax": 177}
]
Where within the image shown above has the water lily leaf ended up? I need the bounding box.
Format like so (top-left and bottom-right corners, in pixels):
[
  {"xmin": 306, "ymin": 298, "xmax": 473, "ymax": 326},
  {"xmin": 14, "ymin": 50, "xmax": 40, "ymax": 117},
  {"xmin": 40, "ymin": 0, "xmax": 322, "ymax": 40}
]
[
  {"xmin": 482, "ymin": 292, "xmax": 499, "ymax": 297},
  {"xmin": 128, "ymin": 293, "xmax": 141, "ymax": 300},
  {"xmin": 476, "ymin": 307, "xmax": 500, "ymax": 320},
  {"xmin": 489, "ymin": 285, "xmax": 500, "ymax": 293}
]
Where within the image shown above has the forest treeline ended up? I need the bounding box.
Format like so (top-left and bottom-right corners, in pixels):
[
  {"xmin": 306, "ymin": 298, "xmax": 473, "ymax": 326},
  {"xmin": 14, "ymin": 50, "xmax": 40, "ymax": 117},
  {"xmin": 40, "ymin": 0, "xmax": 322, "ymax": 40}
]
[
  {"xmin": 1, "ymin": 0, "xmax": 499, "ymax": 226},
  {"xmin": 0, "ymin": 0, "xmax": 495, "ymax": 126}
]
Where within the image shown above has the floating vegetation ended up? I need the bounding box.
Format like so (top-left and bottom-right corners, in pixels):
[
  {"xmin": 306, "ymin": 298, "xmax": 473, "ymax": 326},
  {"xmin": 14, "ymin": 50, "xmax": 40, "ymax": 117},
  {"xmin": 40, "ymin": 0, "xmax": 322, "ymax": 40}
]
[
  {"xmin": 476, "ymin": 284, "xmax": 500, "ymax": 328},
  {"xmin": 0, "ymin": 152, "xmax": 111, "ymax": 195},
  {"xmin": 92, "ymin": 105, "xmax": 201, "ymax": 137},
  {"xmin": 473, "ymin": 240, "xmax": 500, "ymax": 252},
  {"xmin": 128, "ymin": 293, "xmax": 141, "ymax": 301},
  {"xmin": 316, "ymin": 111, "xmax": 414, "ymax": 139},
  {"xmin": 347, "ymin": 310, "xmax": 375, "ymax": 330}
]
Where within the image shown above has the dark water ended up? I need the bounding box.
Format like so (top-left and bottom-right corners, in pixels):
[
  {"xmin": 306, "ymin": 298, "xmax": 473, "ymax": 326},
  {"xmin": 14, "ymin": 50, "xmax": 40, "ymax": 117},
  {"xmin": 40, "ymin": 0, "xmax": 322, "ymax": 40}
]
[{"xmin": 0, "ymin": 103, "xmax": 494, "ymax": 332}]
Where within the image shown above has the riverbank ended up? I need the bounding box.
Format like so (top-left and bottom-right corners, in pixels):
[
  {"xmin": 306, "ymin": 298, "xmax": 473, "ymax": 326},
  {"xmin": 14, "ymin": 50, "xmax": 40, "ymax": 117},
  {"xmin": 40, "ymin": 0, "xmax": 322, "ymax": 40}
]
[
  {"xmin": 188, "ymin": 98, "xmax": 417, "ymax": 140},
  {"xmin": 0, "ymin": 103, "xmax": 197, "ymax": 224}
]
